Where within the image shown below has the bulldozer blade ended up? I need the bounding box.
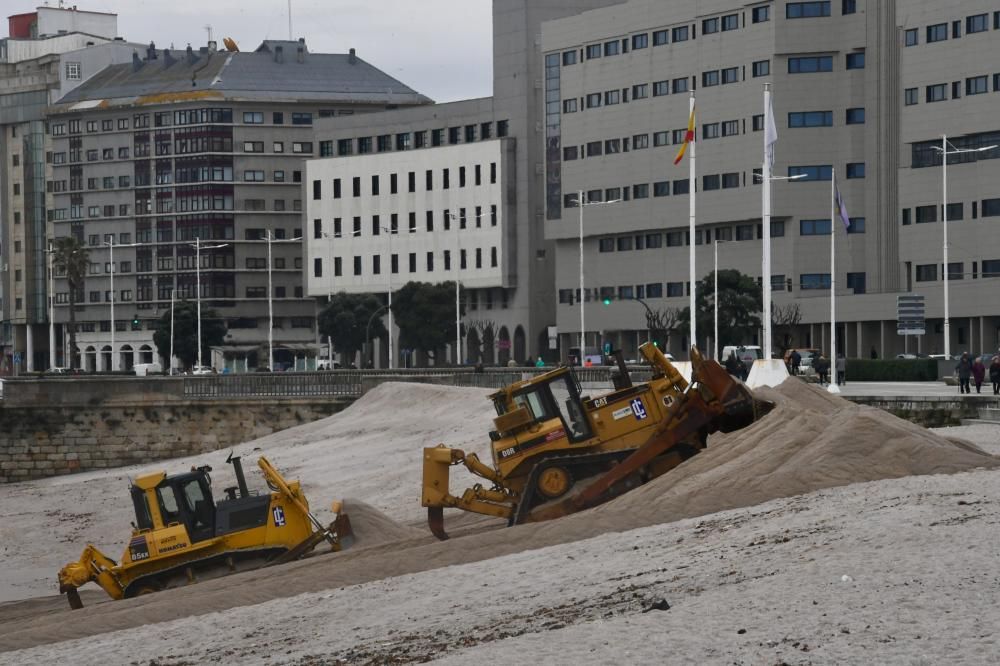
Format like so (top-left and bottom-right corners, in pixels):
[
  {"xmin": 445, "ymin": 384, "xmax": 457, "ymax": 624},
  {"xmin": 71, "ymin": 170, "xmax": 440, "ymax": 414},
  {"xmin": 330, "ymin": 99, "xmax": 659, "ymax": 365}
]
[
  {"xmin": 427, "ymin": 506, "xmax": 449, "ymax": 541},
  {"xmin": 334, "ymin": 512, "xmax": 355, "ymax": 550}
]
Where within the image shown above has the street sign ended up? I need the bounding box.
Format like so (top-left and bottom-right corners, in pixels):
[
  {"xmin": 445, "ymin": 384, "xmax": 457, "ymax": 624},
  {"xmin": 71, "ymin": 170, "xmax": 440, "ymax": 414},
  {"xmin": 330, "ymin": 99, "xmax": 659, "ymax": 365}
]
[
  {"xmin": 896, "ymin": 295, "xmax": 925, "ymax": 336},
  {"xmin": 12, "ymin": 351, "xmax": 21, "ymax": 365}
]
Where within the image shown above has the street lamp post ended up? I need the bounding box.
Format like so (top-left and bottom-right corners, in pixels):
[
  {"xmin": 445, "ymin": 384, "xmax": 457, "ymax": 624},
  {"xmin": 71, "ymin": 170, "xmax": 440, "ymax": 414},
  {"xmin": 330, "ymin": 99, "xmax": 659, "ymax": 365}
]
[
  {"xmin": 931, "ymin": 136, "xmax": 996, "ymax": 358},
  {"xmin": 265, "ymin": 232, "xmax": 302, "ymax": 372},
  {"xmin": 713, "ymin": 239, "xmax": 729, "ymax": 361},
  {"xmin": 47, "ymin": 241, "xmax": 55, "ymax": 370},
  {"xmin": 104, "ymin": 238, "xmax": 141, "ymax": 372},
  {"xmin": 575, "ymin": 191, "xmax": 621, "ymax": 361},
  {"xmin": 188, "ymin": 237, "xmax": 229, "ymax": 369}
]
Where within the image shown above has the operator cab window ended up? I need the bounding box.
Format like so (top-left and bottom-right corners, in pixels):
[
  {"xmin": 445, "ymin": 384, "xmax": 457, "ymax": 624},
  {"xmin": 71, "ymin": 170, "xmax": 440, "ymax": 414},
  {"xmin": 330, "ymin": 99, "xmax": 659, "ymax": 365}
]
[
  {"xmin": 513, "ymin": 391, "xmax": 547, "ymax": 421},
  {"xmin": 156, "ymin": 486, "xmax": 181, "ymax": 525},
  {"xmin": 181, "ymin": 479, "xmax": 211, "ymax": 530},
  {"xmin": 548, "ymin": 375, "xmax": 592, "ymax": 441}
]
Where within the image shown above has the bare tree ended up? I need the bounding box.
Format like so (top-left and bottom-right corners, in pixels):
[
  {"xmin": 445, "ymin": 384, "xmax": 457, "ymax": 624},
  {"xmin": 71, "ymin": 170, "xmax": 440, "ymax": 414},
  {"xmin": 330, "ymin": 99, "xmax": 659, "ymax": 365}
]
[
  {"xmin": 464, "ymin": 319, "xmax": 496, "ymax": 364},
  {"xmin": 772, "ymin": 302, "xmax": 803, "ymax": 357},
  {"xmin": 643, "ymin": 305, "xmax": 680, "ymax": 350}
]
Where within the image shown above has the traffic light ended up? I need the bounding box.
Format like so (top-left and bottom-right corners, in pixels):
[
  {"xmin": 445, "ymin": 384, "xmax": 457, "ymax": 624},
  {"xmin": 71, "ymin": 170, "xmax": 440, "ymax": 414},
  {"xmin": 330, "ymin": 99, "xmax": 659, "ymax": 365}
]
[
  {"xmin": 132, "ymin": 314, "xmax": 140, "ymax": 329},
  {"xmin": 602, "ymin": 296, "xmax": 612, "ymax": 305},
  {"xmin": 652, "ymin": 341, "xmax": 659, "ymax": 347}
]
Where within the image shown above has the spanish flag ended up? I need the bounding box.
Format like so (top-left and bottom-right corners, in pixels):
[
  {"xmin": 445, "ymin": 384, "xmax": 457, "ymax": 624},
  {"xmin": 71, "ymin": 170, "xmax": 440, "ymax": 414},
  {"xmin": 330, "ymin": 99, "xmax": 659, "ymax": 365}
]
[{"xmin": 673, "ymin": 105, "xmax": 696, "ymax": 165}]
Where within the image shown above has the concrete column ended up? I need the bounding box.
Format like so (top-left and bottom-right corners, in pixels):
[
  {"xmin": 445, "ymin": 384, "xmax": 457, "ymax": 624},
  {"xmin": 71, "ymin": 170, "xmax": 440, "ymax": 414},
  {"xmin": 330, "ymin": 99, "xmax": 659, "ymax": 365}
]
[
  {"xmin": 856, "ymin": 321, "xmax": 863, "ymax": 358},
  {"xmin": 879, "ymin": 320, "xmax": 885, "ymax": 359},
  {"xmin": 26, "ymin": 326, "xmax": 34, "ymax": 372}
]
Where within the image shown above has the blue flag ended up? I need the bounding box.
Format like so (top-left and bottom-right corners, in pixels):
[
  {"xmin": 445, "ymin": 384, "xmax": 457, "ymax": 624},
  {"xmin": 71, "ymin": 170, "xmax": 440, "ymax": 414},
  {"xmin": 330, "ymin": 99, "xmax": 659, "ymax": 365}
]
[{"xmin": 835, "ymin": 179, "xmax": 850, "ymax": 231}]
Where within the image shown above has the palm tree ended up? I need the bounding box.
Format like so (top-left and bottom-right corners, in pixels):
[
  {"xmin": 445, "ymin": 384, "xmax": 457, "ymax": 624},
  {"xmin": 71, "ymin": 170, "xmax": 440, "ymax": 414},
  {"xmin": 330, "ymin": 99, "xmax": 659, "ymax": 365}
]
[{"xmin": 51, "ymin": 236, "xmax": 89, "ymax": 370}]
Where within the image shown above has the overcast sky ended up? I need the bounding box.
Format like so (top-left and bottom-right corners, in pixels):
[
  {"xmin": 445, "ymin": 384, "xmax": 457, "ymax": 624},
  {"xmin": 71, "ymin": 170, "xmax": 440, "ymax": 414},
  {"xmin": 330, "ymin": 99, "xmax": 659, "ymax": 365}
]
[{"xmin": 6, "ymin": 0, "xmax": 494, "ymax": 102}]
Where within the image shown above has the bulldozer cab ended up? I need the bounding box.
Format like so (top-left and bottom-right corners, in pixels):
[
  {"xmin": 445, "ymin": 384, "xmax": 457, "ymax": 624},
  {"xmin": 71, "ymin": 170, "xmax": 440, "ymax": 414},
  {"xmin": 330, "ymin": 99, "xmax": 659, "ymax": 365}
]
[
  {"xmin": 131, "ymin": 470, "xmax": 216, "ymax": 543},
  {"xmin": 500, "ymin": 369, "xmax": 592, "ymax": 442}
]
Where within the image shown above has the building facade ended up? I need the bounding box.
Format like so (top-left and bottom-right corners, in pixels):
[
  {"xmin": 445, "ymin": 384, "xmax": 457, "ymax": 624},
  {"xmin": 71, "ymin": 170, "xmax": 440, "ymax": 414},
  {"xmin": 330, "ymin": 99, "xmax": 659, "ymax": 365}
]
[
  {"xmin": 45, "ymin": 39, "xmax": 429, "ymax": 372},
  {"xmin": 541, "ymin": 0, "xmax": 1000, "ymax": 360},
  {"xmin": 307, "ymin": 0, "xmax": 625, "ymax": 367}
]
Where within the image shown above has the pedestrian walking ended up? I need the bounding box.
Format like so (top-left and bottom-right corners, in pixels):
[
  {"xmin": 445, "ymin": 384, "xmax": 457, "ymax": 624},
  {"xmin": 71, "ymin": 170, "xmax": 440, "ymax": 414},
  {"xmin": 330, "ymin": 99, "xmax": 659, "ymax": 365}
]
[
  {"xmin": 815, "ymin": 353, "xmax": 830, "ymax": 385},
  {"xmin": 725, "ymin": 351, "xmax": 743, "ymax": 379},
  {"xmin": 972, "ymin": 356, "xmax": 986, "ymax": 394},
  {"xmin": 990, "ymin": 356, "xmax": 1000, "ymax": 395},
  {"xmin": 836, "ymin": 353, "xmax": 846, "ymax": 385},
  {"xmin": 790, "ymin": 349, "xmax": 801, "ymax": 376},
  {"xmin": 870, "ymin": 346, "xmax": 878, "ymax": 360},
  {"xmin": 955, "ymin": 351, "xmax": 973, "ymax": 395}
]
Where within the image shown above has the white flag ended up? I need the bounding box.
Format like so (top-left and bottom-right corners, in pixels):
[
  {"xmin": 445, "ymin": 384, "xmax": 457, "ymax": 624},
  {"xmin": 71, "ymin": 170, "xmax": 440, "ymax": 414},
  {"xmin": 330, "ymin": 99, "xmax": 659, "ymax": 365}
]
[{"xmin": 764, "ymin": 93, "xmax": 778, "ymax": 169}]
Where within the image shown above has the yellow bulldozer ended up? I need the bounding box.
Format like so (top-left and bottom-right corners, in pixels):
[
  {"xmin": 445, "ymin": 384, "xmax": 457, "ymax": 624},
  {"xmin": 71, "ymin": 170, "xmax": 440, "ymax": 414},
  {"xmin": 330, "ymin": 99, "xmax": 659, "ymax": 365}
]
[
  {"xmin": 58, "ymin": 454, "xmax": 352, "ymax": 609},
  {"xmin": 422, "ymin": 343, "xmax": 773, "ymax": 538}
]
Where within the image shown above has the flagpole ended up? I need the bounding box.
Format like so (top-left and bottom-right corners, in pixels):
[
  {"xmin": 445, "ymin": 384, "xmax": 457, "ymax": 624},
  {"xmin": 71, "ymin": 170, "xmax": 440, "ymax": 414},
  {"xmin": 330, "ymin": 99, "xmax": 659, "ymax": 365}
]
[
  {"xmin": 688, "ymin": 92, "xmax": 696, "ymax": 355},
  {"xmin": 829, "ymin": 168, "xmax": 840, "ymax": 393},
  {"xmin": 762, "ymin": 83, "xmax": 773, "ymax": 361}
]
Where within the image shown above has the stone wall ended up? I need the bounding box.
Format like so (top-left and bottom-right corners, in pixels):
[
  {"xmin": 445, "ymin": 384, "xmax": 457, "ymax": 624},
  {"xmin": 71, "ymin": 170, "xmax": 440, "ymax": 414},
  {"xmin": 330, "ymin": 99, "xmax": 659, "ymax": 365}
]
[
  {"xmin": 0, "ymin": 398, "xmax": 353, "ymax": 483},
  {"xmin": 846, "ymin": 396, "xmax": 988, "ymax": 427}
]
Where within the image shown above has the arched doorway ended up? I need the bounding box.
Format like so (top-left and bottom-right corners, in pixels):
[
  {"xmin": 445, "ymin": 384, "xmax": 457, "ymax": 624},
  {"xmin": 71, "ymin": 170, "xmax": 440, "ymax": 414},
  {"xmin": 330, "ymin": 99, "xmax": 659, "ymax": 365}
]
[
  {"xmin": 466, "ymin": 328, "xmax": 481, "ymax": 364},
  {"xmin": 513, "ymin": 326, "xmax": 526, "ymax": 363},
  {"xmin": 139, "ymin": 344, "xmax": 154, "ymax": 364},
  {"xmin": 498, "ymin": 326, "xmax": 511, "ymax": 365},
  {"xmin": 100, "ymin": 345, "xmax": 112, "ymax": 372},
  {"xmin": 84, "ymin": 346, "xmax": 96, "ymax": 372},
  {"xmin": 482, "ymin": 325, "xmax": 495, "ymax": 365},
  {"xmin": 120, "ymin": 344, "xmax": 134, "ymax": 372},
  {"xmin": 537, "ymin": 329, "xmax": 552, "ymax": 363}
]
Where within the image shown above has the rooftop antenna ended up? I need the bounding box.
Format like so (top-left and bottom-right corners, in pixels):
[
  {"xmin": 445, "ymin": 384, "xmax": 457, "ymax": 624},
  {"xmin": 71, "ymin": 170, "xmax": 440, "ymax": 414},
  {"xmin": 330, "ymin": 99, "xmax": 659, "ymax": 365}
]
[
  {"xmin": 288, "ymin": 0, "xmax": 292, "ymax": 40},
  {"xmin": 204, "ymin": 24, "xmax": 213, "ymax": 44}
]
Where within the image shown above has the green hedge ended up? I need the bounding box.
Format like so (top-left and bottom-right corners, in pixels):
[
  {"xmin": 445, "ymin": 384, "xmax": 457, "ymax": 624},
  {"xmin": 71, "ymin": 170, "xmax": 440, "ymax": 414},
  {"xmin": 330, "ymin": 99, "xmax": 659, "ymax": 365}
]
[{"xmin": 844, "ymin": 358, "xmax": 939, "ymax": 381}]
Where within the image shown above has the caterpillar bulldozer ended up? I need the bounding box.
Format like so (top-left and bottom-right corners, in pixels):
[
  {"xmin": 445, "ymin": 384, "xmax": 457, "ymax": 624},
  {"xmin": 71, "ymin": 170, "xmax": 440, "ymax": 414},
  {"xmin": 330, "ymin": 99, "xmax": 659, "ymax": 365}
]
[
  {"xmin": 422, "ymin": 343, "xmax": 773, "ymax": 539},
  {"xmin": 58, "ymin": 454, "xmax": 352, "ymax": 609}
]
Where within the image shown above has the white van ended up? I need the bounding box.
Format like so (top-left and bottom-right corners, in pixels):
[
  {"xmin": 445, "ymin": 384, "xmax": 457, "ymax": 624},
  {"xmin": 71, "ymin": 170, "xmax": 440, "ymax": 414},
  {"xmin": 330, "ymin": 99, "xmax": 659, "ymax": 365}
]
[{"xmin": 134, "ymin": 362, "xmax": 162, "ymax": 376}]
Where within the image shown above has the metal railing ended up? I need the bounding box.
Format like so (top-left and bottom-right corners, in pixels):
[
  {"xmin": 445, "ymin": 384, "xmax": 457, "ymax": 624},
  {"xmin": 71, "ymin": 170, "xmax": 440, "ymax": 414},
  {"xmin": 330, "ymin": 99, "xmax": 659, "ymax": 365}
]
[{"xmin": 179, "ymin": 365, "xmax": 654, "ymax": 399}]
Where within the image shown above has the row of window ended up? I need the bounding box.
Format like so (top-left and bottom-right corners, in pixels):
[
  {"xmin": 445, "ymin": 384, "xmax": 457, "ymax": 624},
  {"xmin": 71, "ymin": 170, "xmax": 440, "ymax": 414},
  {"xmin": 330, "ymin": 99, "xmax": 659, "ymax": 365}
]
[
  {"xmin": 318, "ymin": 121, "xmax": 509, "ymax": 158},
  {"xmin": 50, "ymin": 108, "xmax": 236, "ymax": 136},
  {"xmin": 911, "ymin": 131, "xmax": 1000, "ymax": 169},
  {"xmin": 316, "ymin": 163, "xmax": 499, "ymax": 200},
  {"xmin": 557, "ymin": 4, "xmax": 777, "ymax": 68},
  {"xmin": 312, "ymin": 247, "xmax": 499, "ymax": 279},
  {"xmin": 901, "ymin": 199, "xmax": 1000, "ymax": 225},
  {"xmin": 915, "ymin": 261, "xmax": 1000, "ymax": 281},
  {"xmin": 313, "ymin": 206, "xmax": 499, "ymax": 240},
  {"xmin": 904, "ymin": 12, "xmax": 1000, "ymax": 47},
  {"xmin": 906, "ymin": 73, "xmax": 1000, "ymax": 107}
]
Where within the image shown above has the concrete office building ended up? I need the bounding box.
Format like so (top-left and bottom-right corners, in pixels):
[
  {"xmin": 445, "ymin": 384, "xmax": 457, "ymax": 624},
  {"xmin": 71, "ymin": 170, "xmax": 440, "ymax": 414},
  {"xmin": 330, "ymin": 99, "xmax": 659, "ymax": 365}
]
[
  {"xmin": 46, "ymin": 39, "xmax": 429, "ymax": 372},
  {"xmin": 307, "ymin": 0, "xmax": 624, "ymax": 367},
  {"xmin": 0, "ymin": 6, "xmax": 140, "ymax": 371},
  {"xmin": 541, "ymin": 0, "xmax": 1000, "ymax": 360}
]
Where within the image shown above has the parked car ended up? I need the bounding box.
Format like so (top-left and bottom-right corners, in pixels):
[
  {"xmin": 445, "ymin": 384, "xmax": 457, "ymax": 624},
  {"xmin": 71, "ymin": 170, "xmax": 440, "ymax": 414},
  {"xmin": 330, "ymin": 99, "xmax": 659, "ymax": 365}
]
[
  {"xmin": 133, "ymin": 362, "xmax": 162, "ymax": 376},
  {"xmin": 190, "ymin": 365, "xmax": 214, "ymax": 375},
  {"xmin": 784, "ymin": 348, "xmax": 820, "ymax": 373}
]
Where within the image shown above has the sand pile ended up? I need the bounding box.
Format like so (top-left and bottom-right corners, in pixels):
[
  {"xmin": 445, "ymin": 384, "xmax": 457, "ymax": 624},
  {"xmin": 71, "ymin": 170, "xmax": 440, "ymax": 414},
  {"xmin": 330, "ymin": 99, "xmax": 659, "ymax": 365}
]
[
  {"xmin": 586, "ymin": 380, "xmax": 999, "ymax": 527},
  {"xmin": 342, "ymin": 498, "xmax": 425, "ymax": 547}
]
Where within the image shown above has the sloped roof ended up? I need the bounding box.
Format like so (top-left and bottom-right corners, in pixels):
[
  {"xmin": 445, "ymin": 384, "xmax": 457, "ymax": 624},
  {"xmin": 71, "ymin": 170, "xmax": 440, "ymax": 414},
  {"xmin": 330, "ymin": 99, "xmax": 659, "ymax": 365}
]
[{"xmin": 53, "ymin": 40, "xmax": 432, "ymax": 109}]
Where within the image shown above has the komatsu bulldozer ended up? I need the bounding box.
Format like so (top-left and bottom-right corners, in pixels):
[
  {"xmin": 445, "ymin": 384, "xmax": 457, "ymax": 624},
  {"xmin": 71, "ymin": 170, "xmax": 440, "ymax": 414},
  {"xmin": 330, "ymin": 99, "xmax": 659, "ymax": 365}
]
[
  {"xmin": 58, "ymin": 454, "xmax": 352, "ymax": 609},
  {"xmin": 422, "ymin": 343, "xmax": 773, "ymax": 539}
]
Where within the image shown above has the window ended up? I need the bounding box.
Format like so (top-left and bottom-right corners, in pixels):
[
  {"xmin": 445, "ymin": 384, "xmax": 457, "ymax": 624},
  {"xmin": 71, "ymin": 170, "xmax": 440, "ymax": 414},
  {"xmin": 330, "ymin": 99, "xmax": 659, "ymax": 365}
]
[
  {"xmin": 800, "ymin": 273, "xmax": 832, "ymax": 290},
  {"xmin": 313, "ymin": 258, "xmax": 323, "ymax": 278},
  {"xmin": 633, "ymin": 183, "xmax": 649, "ymax": 199},
  {"xmin": 788, "ymin": 111, "xmax": 833, "ymax": 127},
  {"xmin": 562, "ymin": 50, "xmax": 577, "ymax": 66},
  {"xmin": 736, "ymin": 224, "xmax": 754, "ymax": 240},
  {"xmin": 672, "ymin": 78, "xmax": 689, "ymax": 94},
  {"xmin": 604, "ymin": 40, "xmax": 620, "ymax": 56},
  {"xmin": 703, "ymin": 174, "xmax": 720, "ymax": 191},
  {"xmin": 915, "ymin": 205, "xmax": 937, "ymax": 224},
  {"xmin": 788, "ymin": 165, "xmax": 832, "ymax": 181},
  {"xmin": 722, "ymin": 14, "xmax": 739, "ymax": 31},
  {"xmin": 653, "ymin": 29, "xmax": 669, "ymax": 46},
  {"xmin": 586, "ymin": 141, "xmax": 602, "ymax": 157},
  {"xmin": 358, "ymin": 136, "xmax": 373, "ymax": 154},
  {"xmin": 702, "ymin": 70, "xmax": 720, "ymax": 87},
  {"xmin": 243, "ymin": 111, "xmax": 264, "ymax": 124},
  {"xmin": 752, "ymin": 6, "xmax": 770, "ymax": 23},
  {"xmin": 586, "ymin": 44, "xmax": 602, "ymax": 59},
  {"xmin": 842, "ymin": 0, "xmax": 856, "ymax": 14},
  {"xmin": 702, "ymin": 123, "xmax": 720, "ymax": 139},
  {"xmin": 604, "ymin": 90, "xmax": 620, "ymax": 105},
  {"xmin": 703, "ymin": 17, "xmax": 719, "ymax": 34},
  {"xmin": 654, "ymin": 131, "xmax": 670, "ymax": 146},
  {"xmin": 847, "ymin": 217, "xmax": 865, "ymax": 234},
  {"xmin": 673, "ymin": 179, "xmax": 689, "ymax": 195},
  {"xmin": 846, "ymin": 272, "xmax": 865, "ymax": 294},
  {"xmin": 967, "ymin": 14, "xmax": 988, "ymax": 34},
  {"xmin": 952, "ymin": 81, "xmax": 962, "ymax": 99},
  {"xmin": 846, "ymin": 52, "xmax": 865, "ymax": 69},
  {"xmin": 952, "ymin": 20, "xmax": 961, "ymax": 39},
  {"xmin": 654, "ymin": 181, "xmax": 670, "ymax": 197},
  {"xmin": 650, "ymin": 80, "xmax": 669, "ymax": 98},
  {"xmin": 244, "ymin": 141, "xmax": 264, "ymax": 153},
  {"xmin": 645, "ymin": 233, "xmax": 662, "ymax": 248},
  {"xmin": 633, "ymin": 133, "xmax": 650, "ymax": 149},
  {"xmin": 564, "ymin": 146, "xmax": 578, "ymax": 160},
  {"xmin": 788, "ymin": 56, "xmax": 833, "ymax": 73},
  {"xmin": 721, "ymin": 67, "xmax": 739, "ymax": 84},
  {"xmin": 786, "ymin": 2, "xmax": 831, "ymax": 18},
  {"xmin": 617, "ymin": 237, "xmax": 633, "ymax": 251},
  {"xmin": 605, "ymin": 138, "xmax": 621, "ymax": 154},
  {"xmin": 846, "ymin": 162, "xmax": 865, "ymax": 178},
  {"xmin": 966, "ymin": 76, "xmax": 988, "ymax": 95},
  {"xmin": 982, "ymin": 198, "xmax": 1000, "ymax": 217},
  {"xmin": 752, "ymin": 114, "xmax": 764, "ymax": 131},
  {"xmin": 905, "ymin": 88, "xmax": 918, "ymax": 105},
  {"xmin": 292, "ymin": 142, "xmax": 313, "ymax": 154},
  {"xmin": 752, "ymin": 60, "xmax": 770, "ymax": 77},
  {"xmin": 983, "ymin": 259, "xmax": 1000, "ymax": 277},
  {"xmin": 800, "ymin": 219, "xmax": 833, "ymax": 235},
  {"xmin": 905, "ymin": 28, "xmax": 918, "ymax": 46},
  {"xmin": 585, "ymin": 93, "xmax": 602, "ymax": 109},
  {"xmin": 915, "ymin": 264, "xmax": 937, "ymax": 282},
  {"xmin": 632, "ymin": 33, "xmax": 648, "ymax": 49},
  {"xmin": 845, "ymin": 107, "xmax": 865, "ymax": 124},
  {"xmin": 944, "ymin": 203, "xmax": 963, "ymax": 221},
  {"xmin": 667, "ymin": 282, "xmax": 685, "ymax": 297},
  {"xmin": 672, "ymin": 26, "xmax": 689, "ymax": 42},
  {"xmin": 722, "ymin": 172, "xmax": 739, "ymax": 189},
  {"xmin": 291, "ymin": 112, "xmax": 312, "ymax": 125},
  {"xmin": 599, "ymin": 238, "xmax": 615, "ymax": 253},
  {"xmin": 563, "ymin": 98, "xmax": 577, "ymax": 113},
  {"xmin": 926, "ymin": 23, "xmax": 947, "ymax": 43},
  {"xmin": 65, "ymin": 61, "xmax": 81, "ymax": 79},
  {"xmin": 926, "ymin": 84, "xmax": 947, "ymax": 102}
]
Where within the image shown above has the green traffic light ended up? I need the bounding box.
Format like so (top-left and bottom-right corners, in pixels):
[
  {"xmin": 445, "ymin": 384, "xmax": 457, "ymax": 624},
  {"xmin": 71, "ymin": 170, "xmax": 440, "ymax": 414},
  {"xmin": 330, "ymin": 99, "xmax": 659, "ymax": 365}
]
[
  {"xmin": 602, "ymin": 298, "xmax": 611, "ymax": 305},
  {"xmin": 653, "ymin": 341, "xmax": 659, "ymax": 347}
]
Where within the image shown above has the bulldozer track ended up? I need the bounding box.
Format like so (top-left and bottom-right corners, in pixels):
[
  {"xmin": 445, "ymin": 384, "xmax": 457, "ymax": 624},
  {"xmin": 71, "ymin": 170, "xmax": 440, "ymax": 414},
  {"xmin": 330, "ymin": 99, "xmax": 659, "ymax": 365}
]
[
  {"xmin": 122, "ymin": 546, "xmax": 287, "ymax": 598},
  {"xmin": 510, "ymin": 450, "xmax": 636, "ymax": 526}
]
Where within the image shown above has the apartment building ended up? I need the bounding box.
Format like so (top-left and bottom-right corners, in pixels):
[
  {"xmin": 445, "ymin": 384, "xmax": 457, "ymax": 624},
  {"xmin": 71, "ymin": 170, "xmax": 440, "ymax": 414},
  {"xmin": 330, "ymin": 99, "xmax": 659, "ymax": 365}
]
[
  {"xmin": 46, "ymin": 39, "xmax": 429, "ymax": 372},
  {"xmin": 541, "ymin": 0, "xmax": 1000, "ymax": 360},
  {"xmin": 306, "ymin": 0, "xmax": 624, "ymax": 366},
  {"xmin": 0, "ymin": 6, "xmax": 139, "ymax": 371}
]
